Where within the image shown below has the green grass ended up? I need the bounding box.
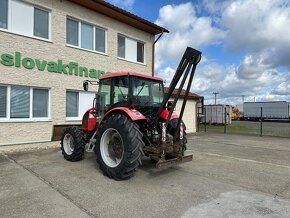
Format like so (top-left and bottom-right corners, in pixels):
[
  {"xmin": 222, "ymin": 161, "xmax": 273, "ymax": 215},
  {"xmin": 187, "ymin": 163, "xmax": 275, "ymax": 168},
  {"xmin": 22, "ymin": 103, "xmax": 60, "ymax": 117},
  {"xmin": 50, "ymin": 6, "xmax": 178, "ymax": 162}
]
[
  {"xmin": 198, "ymin": 123, "xmax": 290, "ymax": 138},
  {"xmin": 205, "ymin": 124, "xmax": 259, "ymax": 135}
]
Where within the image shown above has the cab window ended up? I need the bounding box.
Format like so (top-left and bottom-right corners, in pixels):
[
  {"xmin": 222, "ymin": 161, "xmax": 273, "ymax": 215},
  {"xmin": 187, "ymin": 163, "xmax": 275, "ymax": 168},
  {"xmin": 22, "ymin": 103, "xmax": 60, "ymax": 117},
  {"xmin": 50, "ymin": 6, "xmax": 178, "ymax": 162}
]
[{"xmin": 113, "ymin": 77, "xmax": 129, "ymax": 104}]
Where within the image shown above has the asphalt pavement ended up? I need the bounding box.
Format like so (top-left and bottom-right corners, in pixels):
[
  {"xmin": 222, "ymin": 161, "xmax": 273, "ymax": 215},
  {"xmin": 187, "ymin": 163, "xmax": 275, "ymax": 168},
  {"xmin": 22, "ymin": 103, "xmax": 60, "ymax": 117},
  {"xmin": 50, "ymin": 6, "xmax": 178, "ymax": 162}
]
[{"xmin": 1, "ymin": 133, "xmax": 290, "ymax": 217}]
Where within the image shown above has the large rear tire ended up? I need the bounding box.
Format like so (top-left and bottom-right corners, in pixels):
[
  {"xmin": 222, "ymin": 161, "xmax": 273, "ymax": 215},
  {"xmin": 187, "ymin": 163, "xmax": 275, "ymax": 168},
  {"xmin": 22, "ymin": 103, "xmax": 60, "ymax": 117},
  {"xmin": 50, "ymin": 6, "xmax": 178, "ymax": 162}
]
[
  {"xmin": 95, "ymin": 114, "xmax": 144, "ymax": 180},
  {"xmin": 61, "ymin": 127, "xmax": 85, "ymax": 161}
]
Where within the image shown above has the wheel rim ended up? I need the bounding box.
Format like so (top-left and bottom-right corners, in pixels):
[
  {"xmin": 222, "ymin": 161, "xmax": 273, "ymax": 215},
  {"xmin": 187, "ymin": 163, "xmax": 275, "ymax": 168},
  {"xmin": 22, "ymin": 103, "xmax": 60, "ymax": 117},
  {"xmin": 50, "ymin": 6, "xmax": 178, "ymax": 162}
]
[
  {"xmin": 100, "ymin": 128, "xmax": 124, "ymax": 168},
  {"xmin": 63, "ymin": 133, "xmax": 75, "ymax": 155}
]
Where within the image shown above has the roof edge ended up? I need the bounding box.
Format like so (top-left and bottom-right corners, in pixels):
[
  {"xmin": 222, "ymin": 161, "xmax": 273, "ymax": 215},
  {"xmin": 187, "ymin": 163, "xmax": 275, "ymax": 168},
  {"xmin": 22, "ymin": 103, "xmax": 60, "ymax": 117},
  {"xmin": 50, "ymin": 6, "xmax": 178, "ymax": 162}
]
[{"xmin": 97, "ymin": 1, "xmax": 169, "ymax": 34}]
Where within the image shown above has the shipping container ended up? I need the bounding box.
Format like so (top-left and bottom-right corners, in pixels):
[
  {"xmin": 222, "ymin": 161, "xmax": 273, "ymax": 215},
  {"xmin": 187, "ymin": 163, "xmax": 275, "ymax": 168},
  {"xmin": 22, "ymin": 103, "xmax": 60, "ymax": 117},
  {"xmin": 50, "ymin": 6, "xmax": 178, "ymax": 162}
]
[
  {"xmin": 243, "ymin": 101, "xmax": 290, "ymax": 119},
  {"xmin": 205, "ymin": 105, "xmax": 232, "ymax": 124}
]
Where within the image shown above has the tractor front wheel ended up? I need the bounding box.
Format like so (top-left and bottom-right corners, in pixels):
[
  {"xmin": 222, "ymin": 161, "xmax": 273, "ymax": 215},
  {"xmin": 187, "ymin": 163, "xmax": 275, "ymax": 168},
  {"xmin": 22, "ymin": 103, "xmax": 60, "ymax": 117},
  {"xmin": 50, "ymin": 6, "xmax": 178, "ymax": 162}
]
[
  {"xmin": 61, "ymin": 127, "xmax": 85, "ymax": 161},
  {"xmin": 95, "ymin": 115, "xmax": 144, "ymax": 180}
]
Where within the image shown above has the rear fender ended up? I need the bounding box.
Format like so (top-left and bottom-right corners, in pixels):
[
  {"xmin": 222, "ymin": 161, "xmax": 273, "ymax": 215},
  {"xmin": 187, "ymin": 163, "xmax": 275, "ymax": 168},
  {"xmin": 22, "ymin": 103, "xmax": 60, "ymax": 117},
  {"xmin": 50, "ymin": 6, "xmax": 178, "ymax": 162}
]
[
  {"xmin": 160, "ymin": 109, "xmax": 179, "ymax": 121},
  {"xmin": 81, "ymin": 108, "xmax": 97, "ymax": 131},
  {"xmin": 101, "ymin": 107, "xmax": 146, "ymax": 123}
]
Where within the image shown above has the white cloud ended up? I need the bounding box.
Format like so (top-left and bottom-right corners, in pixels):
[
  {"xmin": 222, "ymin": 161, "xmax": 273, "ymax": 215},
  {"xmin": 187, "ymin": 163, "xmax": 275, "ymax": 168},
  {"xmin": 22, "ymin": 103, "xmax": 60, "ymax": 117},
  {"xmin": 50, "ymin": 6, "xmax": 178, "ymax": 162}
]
[
  {"xmin": 157, "ymin": 66, "xmax": 175, "ymax": 86},
  {"xmin": 191, "ymin": 59, "xmax": 288, "ymax": 105},
  {"xmin": 221, "ymin": 0, "xmax": 290, "ymax": 54},
  {"xmin": 236, "ymin": 53, "xmax": 272, "ymax": 79},
  {"xmin": 155, "ymin": 2, "xmax": 225, "ymax": 70},
  {"xmin": 271, "ymin": 81, "xmax": 290, "ymax": 95},
  {"xmin": 221, "ymin": 0, "xmax": 290, "ymax": 75}
]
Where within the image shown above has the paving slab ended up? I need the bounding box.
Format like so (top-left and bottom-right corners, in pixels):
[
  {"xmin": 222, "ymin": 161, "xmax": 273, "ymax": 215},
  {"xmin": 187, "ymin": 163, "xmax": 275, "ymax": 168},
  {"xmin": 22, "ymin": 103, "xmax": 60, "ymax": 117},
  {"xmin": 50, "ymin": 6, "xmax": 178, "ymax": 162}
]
[{"xmin": 0, "ymin": 153, "xmax": 91, "ymax": 218}]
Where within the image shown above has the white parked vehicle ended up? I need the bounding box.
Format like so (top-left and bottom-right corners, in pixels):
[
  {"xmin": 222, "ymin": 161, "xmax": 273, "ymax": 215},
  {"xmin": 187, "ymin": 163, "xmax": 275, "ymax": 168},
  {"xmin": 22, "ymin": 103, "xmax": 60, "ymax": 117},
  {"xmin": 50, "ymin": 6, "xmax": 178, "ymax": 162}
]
[{"xmin": 243, "ymin": 101, "xmax": 290, "ymax": 120}]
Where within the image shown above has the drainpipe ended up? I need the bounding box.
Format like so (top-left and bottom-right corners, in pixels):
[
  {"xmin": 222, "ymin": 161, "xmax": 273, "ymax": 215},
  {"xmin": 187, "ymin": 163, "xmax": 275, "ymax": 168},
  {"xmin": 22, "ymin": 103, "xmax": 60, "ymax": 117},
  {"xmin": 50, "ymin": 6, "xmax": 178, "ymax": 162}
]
[{"xmin": 152, "ymin": 31, "xmax": 164, "ymax": 77}]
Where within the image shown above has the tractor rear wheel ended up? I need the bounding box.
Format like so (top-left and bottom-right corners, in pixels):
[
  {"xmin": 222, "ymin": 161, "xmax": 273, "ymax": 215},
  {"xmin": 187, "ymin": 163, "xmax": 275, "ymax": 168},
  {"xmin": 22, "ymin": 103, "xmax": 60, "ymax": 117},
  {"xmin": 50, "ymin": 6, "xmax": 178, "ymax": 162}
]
[
  {"xmin": 95, "ymin": 114, "xmax": 144, "ymax": 180},
  {"xmin": 61, "ymin": 127, "xmax": 85, "ymax": 161}
]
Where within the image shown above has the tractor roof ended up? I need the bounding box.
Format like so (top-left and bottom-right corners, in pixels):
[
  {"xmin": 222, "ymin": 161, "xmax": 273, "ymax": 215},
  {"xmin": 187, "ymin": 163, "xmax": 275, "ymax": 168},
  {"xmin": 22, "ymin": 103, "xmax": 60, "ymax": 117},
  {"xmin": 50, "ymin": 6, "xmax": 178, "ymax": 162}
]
[{"xmin": 100, "ymin": 72, "xmax": 163, "ymax": 82}]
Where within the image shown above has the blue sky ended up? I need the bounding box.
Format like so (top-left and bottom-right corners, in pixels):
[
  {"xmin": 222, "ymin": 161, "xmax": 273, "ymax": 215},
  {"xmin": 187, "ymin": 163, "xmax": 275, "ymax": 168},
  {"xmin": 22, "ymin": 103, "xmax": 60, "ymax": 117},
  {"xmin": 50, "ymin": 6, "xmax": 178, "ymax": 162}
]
[{"xmin": 107, "ymin": 0, "xmax": 290, "ymax": 105}]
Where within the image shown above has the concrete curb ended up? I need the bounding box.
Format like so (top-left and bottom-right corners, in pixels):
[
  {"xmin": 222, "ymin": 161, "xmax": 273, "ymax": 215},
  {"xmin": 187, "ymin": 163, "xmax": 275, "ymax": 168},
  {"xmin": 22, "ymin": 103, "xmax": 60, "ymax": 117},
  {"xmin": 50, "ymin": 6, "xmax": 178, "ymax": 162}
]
[{"xmin": 0, "ymin": 141, "xmax": 60, "ymax": 154}]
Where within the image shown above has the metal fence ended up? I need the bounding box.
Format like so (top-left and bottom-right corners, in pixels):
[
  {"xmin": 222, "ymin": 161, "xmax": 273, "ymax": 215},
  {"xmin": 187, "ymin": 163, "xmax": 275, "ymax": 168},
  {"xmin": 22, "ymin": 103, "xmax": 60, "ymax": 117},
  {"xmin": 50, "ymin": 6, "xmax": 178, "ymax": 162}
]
[{"xmin": 197, "ymin": 107, "xmax": 290, "ymax": 138}]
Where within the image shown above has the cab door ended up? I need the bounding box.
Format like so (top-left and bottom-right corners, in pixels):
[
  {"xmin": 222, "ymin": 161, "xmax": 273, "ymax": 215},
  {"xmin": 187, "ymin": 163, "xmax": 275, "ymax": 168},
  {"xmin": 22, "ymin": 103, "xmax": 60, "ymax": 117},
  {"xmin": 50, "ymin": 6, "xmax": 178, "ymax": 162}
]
[{"xmin": 98, "ymin": 78, "xmax": 112, "ymax": 119}]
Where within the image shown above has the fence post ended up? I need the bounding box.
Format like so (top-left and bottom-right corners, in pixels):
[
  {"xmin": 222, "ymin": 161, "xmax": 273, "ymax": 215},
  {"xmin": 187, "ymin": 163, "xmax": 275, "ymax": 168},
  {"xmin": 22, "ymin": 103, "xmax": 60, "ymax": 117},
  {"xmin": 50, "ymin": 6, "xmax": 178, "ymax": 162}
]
[
  {"xmin": 204, "ymin": 107, "xmax": 207, "ymax": 132},
  {"xmin": 197, "ymin": 108, "xmax": 200, "ymax": 132},
  {"xmin": 260, "ymin": 107, "xmax": 263, "ymax": 137},
  {"xmin": 224, "ymin": 107, "xmax": 227, "ymax": 133}
]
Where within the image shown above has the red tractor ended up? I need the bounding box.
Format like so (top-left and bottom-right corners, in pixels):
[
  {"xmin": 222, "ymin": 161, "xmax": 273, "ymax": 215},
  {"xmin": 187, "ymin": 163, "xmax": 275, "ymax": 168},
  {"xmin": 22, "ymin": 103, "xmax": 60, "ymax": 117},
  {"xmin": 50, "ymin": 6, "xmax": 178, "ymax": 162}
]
[{"xmin": 61, "ymin": 47, "xmax": 201, "ymax": 180}]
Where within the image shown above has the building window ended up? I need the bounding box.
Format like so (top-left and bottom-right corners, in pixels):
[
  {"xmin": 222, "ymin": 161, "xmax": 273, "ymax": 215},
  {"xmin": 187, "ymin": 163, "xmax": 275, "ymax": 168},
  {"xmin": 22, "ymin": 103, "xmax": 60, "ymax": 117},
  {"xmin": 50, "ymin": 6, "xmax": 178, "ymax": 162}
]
[
  {"xmin": 66, "ymin": 91, "xmax": 96, "ymax": 119},
  {"xmin": 34, "ymin": 8, "xmax": 49, "ymax": 39},
  {"xmin": 117, "ymin": 34, "xmax": 145, "ymax": 64},
  {"xmin": 81, "ymin": 23, "xmax": 93, "ymax": 50},
  {"xmin": 33, "ymin": 89, "xmax": 49, "ymax": 117},
  {"xmin": 66, "ymin": 91, "xmax": 79, "ymax": 118},
  {"xmin": 67, "ymin": 19, "xmax": 78, "ymax": 46},
  {"xmin": 95, "ymin": 28, "xmax": 106, "ymax": 53},
  {"xmin": 0, "ymin": 86, "xmax": 7, "ymax": 118},
  {"xmin": 0, "ymin": 0, "xmax": 50, "ymax": 40},
  {"xmin": 0, "ymin": 85, "xmax": 50, "ymax": 120},
  {"xmin": 66, "ymin": 17, "xmax": 107, "ymax": 54},
  {"xmin": 118, "ymin": 35, "xmax": 125, "ymax": 58},
  {"xmin": 10, "ymin": 86, "xmax": 30, "ymax": 118},
  {"xmin": 137, "ymin": 42, "xmax": 144, "ymax": 63},
  {"xmin": 0, "ymin": 0, "xmax": 8, "ymax": 29}
]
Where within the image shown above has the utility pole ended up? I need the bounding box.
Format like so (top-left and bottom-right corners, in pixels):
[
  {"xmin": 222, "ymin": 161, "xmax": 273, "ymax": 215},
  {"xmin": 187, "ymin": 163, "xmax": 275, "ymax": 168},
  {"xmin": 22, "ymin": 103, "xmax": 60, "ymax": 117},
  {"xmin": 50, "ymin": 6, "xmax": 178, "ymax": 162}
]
[
  {"xmin": 213, "ymin": 92, "xmax": 219, "ymax": 105},
  {"xmin": 241, "ymin": 95, "xmax": 245, "ymax": 103}
]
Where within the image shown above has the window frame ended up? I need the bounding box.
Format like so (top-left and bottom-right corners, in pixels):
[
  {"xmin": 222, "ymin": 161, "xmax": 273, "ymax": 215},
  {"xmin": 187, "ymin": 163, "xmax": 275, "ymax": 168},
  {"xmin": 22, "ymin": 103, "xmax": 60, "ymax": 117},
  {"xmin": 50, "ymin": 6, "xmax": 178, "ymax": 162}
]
[
  {"xmin": 66, "ymin": 16, "xmax": 108, "ymax": 55},
  {"xmin": 117, "ymin": 33, "xmax": 146, "ymax": 65},
  {"xmin": 0, "ymin": 85, "xmax": 51, "ymax": 122},
  {"xmin": 0, "ymin": 0, "xmax": 51, "ymax": 42}
]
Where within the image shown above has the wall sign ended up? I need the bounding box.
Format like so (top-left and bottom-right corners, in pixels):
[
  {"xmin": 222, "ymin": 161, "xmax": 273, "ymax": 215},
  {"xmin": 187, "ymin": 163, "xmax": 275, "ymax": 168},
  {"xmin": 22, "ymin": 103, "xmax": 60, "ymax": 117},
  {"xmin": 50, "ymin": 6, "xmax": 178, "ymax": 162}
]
[{"xmin": 0, "ymin": 51, "xmax": 108, "ymax": 78}]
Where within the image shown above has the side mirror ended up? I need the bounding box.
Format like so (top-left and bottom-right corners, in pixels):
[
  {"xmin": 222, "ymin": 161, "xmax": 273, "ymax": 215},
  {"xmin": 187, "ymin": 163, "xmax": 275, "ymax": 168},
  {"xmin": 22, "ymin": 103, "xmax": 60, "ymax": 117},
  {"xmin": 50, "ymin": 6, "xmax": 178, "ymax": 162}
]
[{"xmin": 83, "ymin": 80, "xmax": 89, "ymax": 91}]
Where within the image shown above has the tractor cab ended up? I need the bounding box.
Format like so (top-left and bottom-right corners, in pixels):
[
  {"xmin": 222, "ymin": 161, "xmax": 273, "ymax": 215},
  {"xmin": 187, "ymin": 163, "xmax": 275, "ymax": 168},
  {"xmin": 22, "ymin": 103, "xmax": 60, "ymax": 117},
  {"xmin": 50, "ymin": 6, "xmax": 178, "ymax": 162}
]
[{"xmin": 97, "ymin": 72, "xmax": 164, "ymax": 120}]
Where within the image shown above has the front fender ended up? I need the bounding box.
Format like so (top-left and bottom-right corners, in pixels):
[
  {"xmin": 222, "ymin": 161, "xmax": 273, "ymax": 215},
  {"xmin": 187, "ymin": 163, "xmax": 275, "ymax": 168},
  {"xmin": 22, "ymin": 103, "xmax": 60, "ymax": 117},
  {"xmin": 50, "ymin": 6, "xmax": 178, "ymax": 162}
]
[
  {"xmin": 81, "ymin": 107, "xmax": 97, "ymax": 131},
  {"xmin": 101, "ymin": 107, "xmax": 146, "ymax": 123}
]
